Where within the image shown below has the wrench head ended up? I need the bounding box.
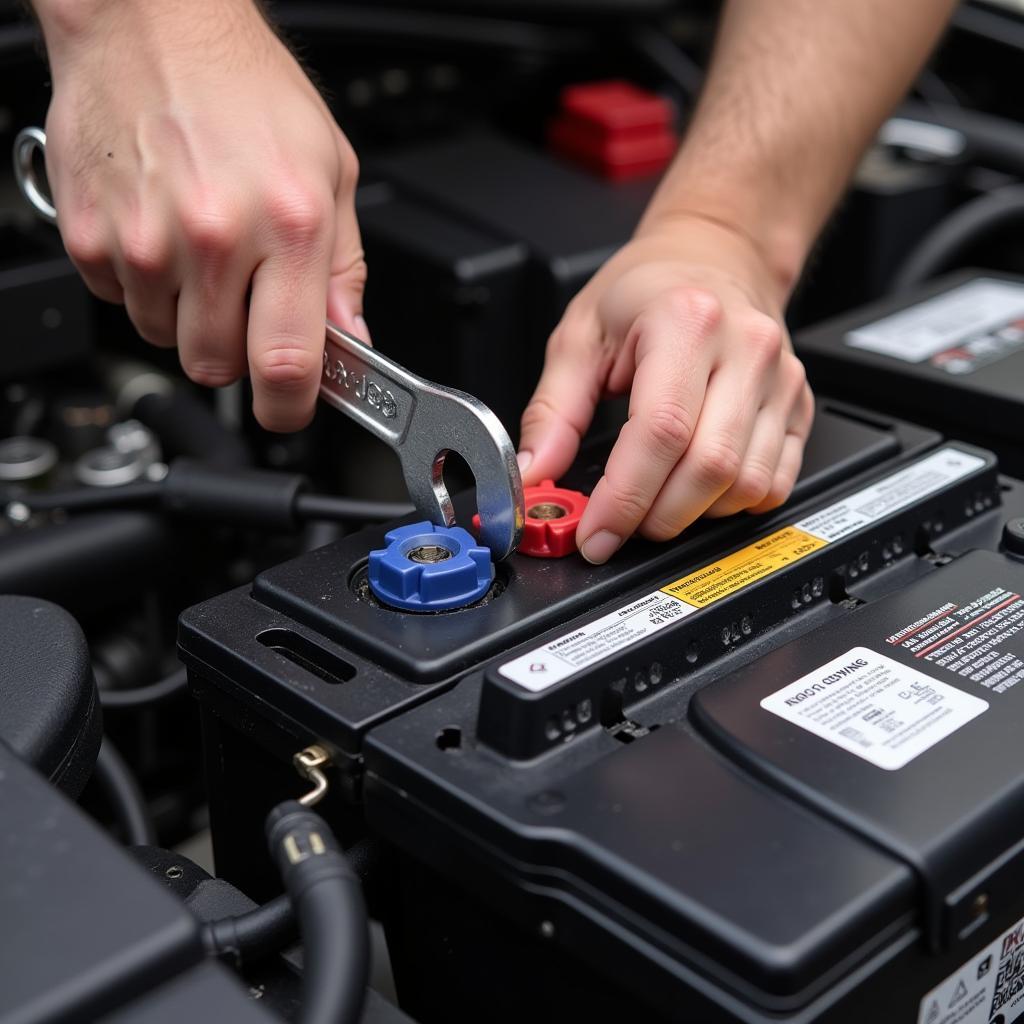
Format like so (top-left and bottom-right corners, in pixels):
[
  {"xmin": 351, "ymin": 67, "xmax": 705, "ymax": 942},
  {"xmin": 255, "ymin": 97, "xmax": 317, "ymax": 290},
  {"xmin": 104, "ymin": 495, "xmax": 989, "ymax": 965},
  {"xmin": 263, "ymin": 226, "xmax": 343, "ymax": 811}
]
[{"xmin": 398, "ymin": 397, "xmax": 524, "ymax": 561}]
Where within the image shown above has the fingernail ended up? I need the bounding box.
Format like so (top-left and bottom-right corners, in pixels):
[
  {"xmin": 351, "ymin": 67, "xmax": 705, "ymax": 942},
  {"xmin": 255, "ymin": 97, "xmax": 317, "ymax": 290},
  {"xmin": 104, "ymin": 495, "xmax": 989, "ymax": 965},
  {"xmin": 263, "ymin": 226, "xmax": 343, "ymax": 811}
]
[
  {"xmin": 354, "ymin": 314, "xmax": 372, "ymax": 344},
  {"xmin": 516, "ymin": 451, "xmax": 532, "ymax": 475},
  {"xmin": 580, "ymin": 530, "xmax": 622, "ymax": 565}
]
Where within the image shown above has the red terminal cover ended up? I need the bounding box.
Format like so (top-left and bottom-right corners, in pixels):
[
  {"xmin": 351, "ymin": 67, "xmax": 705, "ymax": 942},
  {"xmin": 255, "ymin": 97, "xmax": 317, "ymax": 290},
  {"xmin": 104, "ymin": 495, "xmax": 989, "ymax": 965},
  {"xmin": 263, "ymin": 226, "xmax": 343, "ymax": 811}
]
[
  {"xmin": 560, "ymin": 81, "xmax": 673, "ymax": 135},
  {"xmin": 547, "ymin": 80, "xmax": 677, "ymax": 182},
  {"xmin": 473, "ymin": 480, "xmax": 589, "ymax": 558},
  {"xmin": 547, "ymin": 119, "xmax": 676, "ymax": 181}
]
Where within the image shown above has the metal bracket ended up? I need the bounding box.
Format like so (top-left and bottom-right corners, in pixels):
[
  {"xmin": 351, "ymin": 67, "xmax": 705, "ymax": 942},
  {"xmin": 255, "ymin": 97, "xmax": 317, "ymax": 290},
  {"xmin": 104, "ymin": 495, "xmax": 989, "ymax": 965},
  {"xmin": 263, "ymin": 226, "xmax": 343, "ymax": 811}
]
[{"xmin": 292, "ymin": 744, "xmax": 330, "ymax": 807}]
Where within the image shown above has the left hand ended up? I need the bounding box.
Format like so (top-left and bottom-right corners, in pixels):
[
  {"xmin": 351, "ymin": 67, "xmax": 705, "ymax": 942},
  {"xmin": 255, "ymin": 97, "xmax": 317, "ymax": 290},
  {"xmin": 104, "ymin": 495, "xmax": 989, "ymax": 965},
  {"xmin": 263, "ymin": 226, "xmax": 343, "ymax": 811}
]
[{"xmin": 516, "ymin": 213, "xmax": 814, "ymax": 564}]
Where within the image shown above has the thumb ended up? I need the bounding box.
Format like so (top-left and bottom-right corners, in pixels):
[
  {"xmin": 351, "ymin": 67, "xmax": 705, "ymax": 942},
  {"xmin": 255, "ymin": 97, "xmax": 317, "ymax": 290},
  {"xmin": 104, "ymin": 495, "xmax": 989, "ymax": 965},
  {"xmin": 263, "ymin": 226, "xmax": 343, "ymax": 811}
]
[{"xmin": 518, "ymin": 321, "xmax": 603, "ymax": 486}]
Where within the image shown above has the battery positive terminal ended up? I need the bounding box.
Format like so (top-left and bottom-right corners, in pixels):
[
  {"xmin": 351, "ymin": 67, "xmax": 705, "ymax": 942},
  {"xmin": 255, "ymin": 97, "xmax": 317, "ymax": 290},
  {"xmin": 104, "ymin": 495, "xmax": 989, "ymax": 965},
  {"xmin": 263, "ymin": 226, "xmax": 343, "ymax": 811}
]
[
  {"xmin": 367, "ymin": 521, "xmax": 494, "ymax": 612},
  {"xmin": 474, "ymin": 480, "xmax": 589, "ymax": 558}
]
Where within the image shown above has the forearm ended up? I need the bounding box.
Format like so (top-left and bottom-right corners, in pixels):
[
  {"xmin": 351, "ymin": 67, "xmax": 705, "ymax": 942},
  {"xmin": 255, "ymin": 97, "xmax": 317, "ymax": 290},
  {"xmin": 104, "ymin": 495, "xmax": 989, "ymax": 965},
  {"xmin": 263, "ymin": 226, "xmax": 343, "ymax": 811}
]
[{"xmin": 640, "ymin": 0, "xmax": 958, "ymax": 300}]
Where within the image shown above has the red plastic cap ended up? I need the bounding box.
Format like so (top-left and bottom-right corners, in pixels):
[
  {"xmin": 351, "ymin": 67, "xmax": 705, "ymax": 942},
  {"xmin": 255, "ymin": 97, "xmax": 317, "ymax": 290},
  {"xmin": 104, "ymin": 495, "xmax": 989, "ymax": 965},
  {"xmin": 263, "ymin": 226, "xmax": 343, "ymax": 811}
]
[
  {"xmin": 547, "ymin": 80, "xmax": 677, "ymax": 182},
  {"xmin": 560, "ymin": 81, "xmax": 673, "ymax": 135},
  {"xmin": 474, "ymin": 480, "xmax": 589, "ymax": 558}
]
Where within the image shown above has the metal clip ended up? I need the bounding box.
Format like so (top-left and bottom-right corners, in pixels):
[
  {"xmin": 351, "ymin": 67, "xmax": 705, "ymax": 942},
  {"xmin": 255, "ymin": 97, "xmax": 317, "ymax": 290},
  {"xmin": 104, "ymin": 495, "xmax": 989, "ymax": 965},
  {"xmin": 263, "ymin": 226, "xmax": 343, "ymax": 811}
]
[{"xmin": 292, "ymin": 744, "xmax": 330, "ymax": 807}]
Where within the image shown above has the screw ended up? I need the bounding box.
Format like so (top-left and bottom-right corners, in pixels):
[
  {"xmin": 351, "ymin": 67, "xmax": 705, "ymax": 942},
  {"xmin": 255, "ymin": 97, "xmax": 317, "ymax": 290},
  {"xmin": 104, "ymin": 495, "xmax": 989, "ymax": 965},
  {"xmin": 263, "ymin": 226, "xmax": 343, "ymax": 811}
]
[
  {"xmin": 165, "ymin": 865, "xmax": 184, "ymax": 880},
  {"xmin": 971, "ymin": 892, "xmax": 989, "ymax": 919},
  {"xmin": 528, "ymin": 502, "xmax": 567, "ymax": 520},
  {"xmin": 407, "ymin": 544, "xmax": 452, "ymax": 563}
]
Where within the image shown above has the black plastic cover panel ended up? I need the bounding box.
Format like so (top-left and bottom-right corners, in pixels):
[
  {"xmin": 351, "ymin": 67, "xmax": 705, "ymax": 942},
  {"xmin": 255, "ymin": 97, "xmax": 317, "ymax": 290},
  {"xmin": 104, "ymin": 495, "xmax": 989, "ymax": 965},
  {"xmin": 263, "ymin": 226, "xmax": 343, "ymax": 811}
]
[
  {"xmin": 0, "ymin": 595, "xmax": 100, "ymax": 796},
  {"xmin": 693, "ymin": 549, "xmax": 1024, "ymax": 948},
  {"xmin": 0, "ymin": 741, "xmax": 202, "ymax": 1024}
]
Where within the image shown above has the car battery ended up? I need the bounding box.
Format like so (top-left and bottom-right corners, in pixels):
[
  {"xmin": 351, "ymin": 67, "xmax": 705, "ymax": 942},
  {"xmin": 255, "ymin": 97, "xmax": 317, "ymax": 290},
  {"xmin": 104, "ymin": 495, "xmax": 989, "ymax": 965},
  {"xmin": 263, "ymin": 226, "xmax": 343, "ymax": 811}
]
[
  {"xmin": 179, "ymin": 405, "xmax": 1024, "ymax": 1021},
  {"xmin": 365, "ymin": 544, "xmax": 1024, "ymax": 1024},
  {"xmin": 795, "ymin": 270, "xmax": 1024, "ymax": 476},
  {"xmin": 179, "ymin": 401, "xmax": 940, "ymax": 891}
]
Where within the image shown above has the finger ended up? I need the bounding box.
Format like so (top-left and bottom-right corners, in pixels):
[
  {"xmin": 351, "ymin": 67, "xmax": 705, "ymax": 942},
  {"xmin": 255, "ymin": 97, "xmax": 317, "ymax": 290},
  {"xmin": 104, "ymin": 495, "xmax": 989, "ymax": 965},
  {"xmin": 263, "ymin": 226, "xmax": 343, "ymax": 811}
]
[
  {"xmin": 748, "ymin": 383, "xmax": 815, "ymax": 514},
  {"xmin": 573, "ymin": 310, "xmax": 716, "ymax": 563},
  {"xmin": 704, "ymin": 356, "xmax": 808, "ymax": 518},
  {"xmin": 109, "ymin": 208, "xmax": 181, "ymax": 348},
  {"xmin": 176, "ymin": 213, "xmax": 250, "ymax": 386},
  {"xmin": 635, "ymin": 359, "xmax": 764, "ymax": 543},
  {"xmin": 703, "ymin": 402, "xmax": 786, "ymax": 518},
  {"xmin": 247, "ymin": 189, "xmax": 334, "ymax": 432},
  {"xmin": 326, "ymin": 137, "xmax": 369, "ymax": 341},
  {"xmin": 517, "ymin": 316, "xmax": 605, "ymax": 486},
  {"xmin": 60, "ymin": 212, "xmax": 124, "ymax": 305}
]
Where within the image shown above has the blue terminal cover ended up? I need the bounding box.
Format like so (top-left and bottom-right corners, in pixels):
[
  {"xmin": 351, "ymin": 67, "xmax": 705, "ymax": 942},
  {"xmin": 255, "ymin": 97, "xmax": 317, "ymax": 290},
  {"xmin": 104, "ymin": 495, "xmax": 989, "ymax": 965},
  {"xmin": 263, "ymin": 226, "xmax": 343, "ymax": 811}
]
[{"xmin": 368, "ymin": 521, "xmax": 494, "ymax": 612}]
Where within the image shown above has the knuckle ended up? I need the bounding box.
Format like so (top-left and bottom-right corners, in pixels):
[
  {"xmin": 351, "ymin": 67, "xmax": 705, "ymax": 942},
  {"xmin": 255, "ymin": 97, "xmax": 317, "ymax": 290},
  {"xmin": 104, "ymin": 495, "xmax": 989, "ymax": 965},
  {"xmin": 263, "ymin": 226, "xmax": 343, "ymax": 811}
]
[
  {"xmin": 602, "ymin": 474, "xmax": 651, "ymax": 525},
  {"xmin": 127, "ymin": 310, "xmax": 173, "ymax": 348},
  {"xmin": 63, "ymin": 220, "xmax": 107, "ymax": 269},
  {"xmin": 730, "ymin": 462, "xmax": 774, "ymax": 508},
  {"xmin": 120, "ymin": 228, "xmax": 169, "ymax": 277},
  {"xmin": 743, "ymin": 312, "xmax": 784, "ymax": 363},
  {"xmin": 337, "ymin": 141, "xmax": 360, "ymax": 192},
  {"xmin": 763, "ymin": 476, "xmax": 795, "ymax": 511},
  {"xmin": 336, "ymin": 250, "xmax": 368, "ymax": 292},
  {"xmin": 520, "ymin": 394, "xmax": 555, "ymax": 436},
  {"xmin": 660, "ymin": 286, "xmax": 723, "ymax": 337},
  {"xmin": 265, "ymin": 185, "xmax": 328, "ymax": 246},
  {"xmin": 781, "ymin": 351, "xmax": 808, "ymax": 394},
  {"xmin": 692, "ymin": 436, "xmax": 743, "ymax": 491},
  {"xmin": 642, "ymin": 401, "xmax": 695, "ymax": 459},
  {"xmin": 255, "ymin": 344, "xmax": 319, "ymax": 391},
  {"xmin": 181, "ymin": 205, "xmax": 241, "ymax": 257},
  {"xmin": 639, "ymin": 511, "xmax": 684, "ymax": 544}
]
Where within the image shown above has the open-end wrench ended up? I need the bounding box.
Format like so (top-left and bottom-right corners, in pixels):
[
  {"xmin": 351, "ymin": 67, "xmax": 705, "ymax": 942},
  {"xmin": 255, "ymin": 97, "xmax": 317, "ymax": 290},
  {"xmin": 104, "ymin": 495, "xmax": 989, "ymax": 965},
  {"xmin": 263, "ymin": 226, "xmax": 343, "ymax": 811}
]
[
  {"xmin": 319, "ymin": 323, "xmax": 523, "ymax": 559},
  {"xmin": 13, "ymin": 126, "xmax": 525, "ymax": 559}
]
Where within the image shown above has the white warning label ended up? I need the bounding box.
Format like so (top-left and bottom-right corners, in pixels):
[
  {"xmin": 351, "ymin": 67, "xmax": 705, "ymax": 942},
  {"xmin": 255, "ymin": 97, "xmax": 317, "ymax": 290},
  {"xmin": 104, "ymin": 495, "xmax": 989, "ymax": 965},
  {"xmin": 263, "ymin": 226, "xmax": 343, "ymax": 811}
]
[
  {"xmin": 760, "ymin": 647, "xmax": 987, "ymax": 770},
  {"xmin": 846, "ymin": 278, "xmax": 1024, "ymax": 363},
  {"xmin": 499, "ymin": 447, "xmax": 985, "ymax": 692},
  {"xmin": 499, "ymin": 592, "xmax": 695, "ymax": 691},
  {"xmin": 917, "ymin": 912, "xmax": 1024, "ymax": 1024},
  {"xmin": 794, "ymin": 448, "xmax": 986, "ymax": 544}
]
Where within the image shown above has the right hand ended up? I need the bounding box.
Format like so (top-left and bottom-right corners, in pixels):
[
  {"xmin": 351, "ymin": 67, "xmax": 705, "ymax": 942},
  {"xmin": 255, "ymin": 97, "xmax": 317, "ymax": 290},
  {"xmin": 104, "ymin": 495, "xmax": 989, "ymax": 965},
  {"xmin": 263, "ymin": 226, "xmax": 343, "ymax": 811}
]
[{"xmin": 41, "ymin": 0, "xmax": 365, "ymax": 431}]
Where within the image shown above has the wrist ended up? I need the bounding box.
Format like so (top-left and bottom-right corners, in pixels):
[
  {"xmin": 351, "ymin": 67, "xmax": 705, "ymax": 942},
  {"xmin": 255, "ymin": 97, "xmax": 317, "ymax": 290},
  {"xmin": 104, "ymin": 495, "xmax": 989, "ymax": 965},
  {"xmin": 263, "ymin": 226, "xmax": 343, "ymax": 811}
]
[
  {"xmin": 636, "ymin": 186, "xmax": 808, "ymax": 307},
  {"xmin": 633, "ymin": 204, "xmax": 798, "ymax": 315},
  {"xmin": 35, "ymin": 0, "xmax": 268, "ymax": 71}
]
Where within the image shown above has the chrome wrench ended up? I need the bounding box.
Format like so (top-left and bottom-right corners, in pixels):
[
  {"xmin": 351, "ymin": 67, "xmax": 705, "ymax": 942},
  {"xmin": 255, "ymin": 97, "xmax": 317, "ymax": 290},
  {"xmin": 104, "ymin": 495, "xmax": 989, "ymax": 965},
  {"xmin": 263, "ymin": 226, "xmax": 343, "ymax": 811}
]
[
  {"xmin": 14, "ymin": 126, "xmax": 525, "ymax": 559},
  {"xmin": 319, "ymin": 323, "xmax": 523, "ymax": 559}
]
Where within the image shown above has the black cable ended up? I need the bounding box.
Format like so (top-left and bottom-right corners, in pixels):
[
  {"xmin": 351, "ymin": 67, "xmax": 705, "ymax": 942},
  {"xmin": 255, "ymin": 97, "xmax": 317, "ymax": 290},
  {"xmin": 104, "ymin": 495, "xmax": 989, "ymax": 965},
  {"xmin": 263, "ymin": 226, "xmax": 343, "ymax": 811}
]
[
  {"xmin": 201, "ymin": 893, "xmax": 297, "ymax": 964},
  {"xmin": 100, "ymin": 666, "xmax": 189, "ymax": 709},
  {"xmin": 890, "ymin": 183, "xmax": 1024, "ymax": 294},
  {"xmin": 13, "ymin": 481, "xmax": 162, "ymax": 515},
  {"xmin": 92, "ymin": 738, "xmax": 157, "ymax": 846},
  {"xmin": 14, "ymin": 463, "xmax": 410, "ymax": 527},
  {"xmin": 295, "ymin": 492, "xmax": 413, "ymax": 523},
  {"xmin": 266, "ymin": 801, "xmax": 370, "ymax": 1024}
]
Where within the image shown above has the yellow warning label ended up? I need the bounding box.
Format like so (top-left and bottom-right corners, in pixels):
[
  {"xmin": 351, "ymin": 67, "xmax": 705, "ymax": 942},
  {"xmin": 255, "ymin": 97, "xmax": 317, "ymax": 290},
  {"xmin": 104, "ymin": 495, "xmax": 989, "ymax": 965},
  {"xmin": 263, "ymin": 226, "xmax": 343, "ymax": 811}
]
[{"xmin": 661, "ymin": 527, "xmax": 828, "ymax": 608}]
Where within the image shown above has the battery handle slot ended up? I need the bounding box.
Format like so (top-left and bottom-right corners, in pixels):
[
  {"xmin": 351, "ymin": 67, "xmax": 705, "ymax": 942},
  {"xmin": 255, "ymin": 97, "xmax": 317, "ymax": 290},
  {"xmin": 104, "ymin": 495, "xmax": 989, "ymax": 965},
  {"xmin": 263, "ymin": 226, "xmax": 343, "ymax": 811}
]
[{"xmin": 257, "ymin": 628, "xmax": 356, "ymax": 686}]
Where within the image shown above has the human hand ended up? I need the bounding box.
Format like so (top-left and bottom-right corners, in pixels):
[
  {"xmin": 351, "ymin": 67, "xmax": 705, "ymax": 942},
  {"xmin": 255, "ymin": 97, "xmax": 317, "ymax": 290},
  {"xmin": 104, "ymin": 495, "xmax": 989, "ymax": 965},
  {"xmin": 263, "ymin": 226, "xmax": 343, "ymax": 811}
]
[
  {"xmin": 41, "ymin": 0, "xmax": 365, "ymax": 431},
  {"xmin": 517, "ymin": 213, "xmax": 814, "ymax": 564}
]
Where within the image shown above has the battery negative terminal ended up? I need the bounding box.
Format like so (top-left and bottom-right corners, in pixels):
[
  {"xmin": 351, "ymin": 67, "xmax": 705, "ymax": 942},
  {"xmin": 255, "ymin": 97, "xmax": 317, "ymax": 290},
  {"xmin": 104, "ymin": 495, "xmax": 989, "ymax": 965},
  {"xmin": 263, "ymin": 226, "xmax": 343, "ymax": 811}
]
[{"xmin": 367, "ymin": 521, "xmax": 494, "ymax": 612}]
